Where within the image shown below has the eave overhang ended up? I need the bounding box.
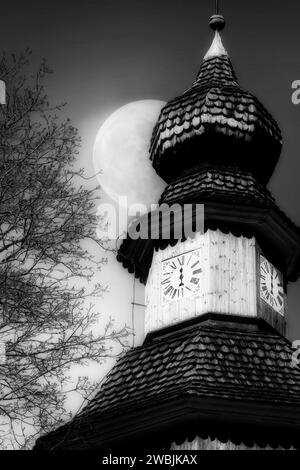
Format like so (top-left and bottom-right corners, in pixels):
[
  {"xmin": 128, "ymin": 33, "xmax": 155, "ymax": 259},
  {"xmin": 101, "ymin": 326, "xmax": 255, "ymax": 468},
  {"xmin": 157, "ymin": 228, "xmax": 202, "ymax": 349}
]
[
  {"xmin": 35, "ymin": 394, "xmax": 300, "ymax": 451},
  {"xmin": 117, "ymin": 201, "xmax": 300, "ymax": 284}
]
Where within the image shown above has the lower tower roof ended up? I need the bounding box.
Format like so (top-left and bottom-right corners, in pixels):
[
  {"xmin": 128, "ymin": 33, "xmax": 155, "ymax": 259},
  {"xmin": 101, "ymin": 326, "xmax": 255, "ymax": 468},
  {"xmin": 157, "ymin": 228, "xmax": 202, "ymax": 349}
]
[{"xmin": 34, "ymin": 315, "xmax": 300, "ymax": 451}]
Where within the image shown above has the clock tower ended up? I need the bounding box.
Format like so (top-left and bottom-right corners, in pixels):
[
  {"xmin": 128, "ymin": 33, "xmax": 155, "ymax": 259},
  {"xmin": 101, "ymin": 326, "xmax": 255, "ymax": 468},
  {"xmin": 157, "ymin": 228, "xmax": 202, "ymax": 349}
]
[
  {"xmin": 35, "ymin": 10, "xmax": 300, "ymax": 451},
  {"xmin": 145, "ymin": 230, "xmax": 287, "ymax": 336}
]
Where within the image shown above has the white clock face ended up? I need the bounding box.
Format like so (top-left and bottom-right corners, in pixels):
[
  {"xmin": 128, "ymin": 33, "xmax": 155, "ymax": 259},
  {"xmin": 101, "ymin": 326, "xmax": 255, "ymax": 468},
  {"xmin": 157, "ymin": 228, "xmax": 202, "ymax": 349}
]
[
  {"xmin": 260, "ymin": 256, "xmax": 284, "ymax": 315},
  {"xmin": 161, "ymin": 249, "xmax": 202, "ymax": 303}
]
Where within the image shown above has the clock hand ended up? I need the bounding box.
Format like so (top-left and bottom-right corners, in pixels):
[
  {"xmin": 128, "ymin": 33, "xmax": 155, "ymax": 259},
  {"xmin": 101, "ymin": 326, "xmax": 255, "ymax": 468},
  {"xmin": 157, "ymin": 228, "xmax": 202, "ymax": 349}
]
[
  {"xmin": 179, "ymin": 267, "xmax": 184, "ymax": 287},
  {"xmin": 270, "ymin": 276, "xmax": 274, "ymax": 295}
]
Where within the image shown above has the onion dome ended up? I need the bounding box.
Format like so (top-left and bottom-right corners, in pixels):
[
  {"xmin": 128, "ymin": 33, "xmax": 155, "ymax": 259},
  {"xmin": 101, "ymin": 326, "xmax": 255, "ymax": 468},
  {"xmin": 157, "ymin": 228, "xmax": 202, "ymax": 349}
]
[{"xmin": 150, "ymin": 17, "xmax": 282, "ymax": 185}]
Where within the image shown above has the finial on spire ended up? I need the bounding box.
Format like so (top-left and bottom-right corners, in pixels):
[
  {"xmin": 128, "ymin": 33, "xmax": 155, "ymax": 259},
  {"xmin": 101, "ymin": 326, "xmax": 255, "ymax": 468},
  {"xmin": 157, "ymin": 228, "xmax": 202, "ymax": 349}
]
[
  {"xmin": 209, "ymin": 0, "xmax": 225, "ymax": 31},
  {"xmin": 204, "ymin": 0, "xmax": 227, "ymax": 59}
]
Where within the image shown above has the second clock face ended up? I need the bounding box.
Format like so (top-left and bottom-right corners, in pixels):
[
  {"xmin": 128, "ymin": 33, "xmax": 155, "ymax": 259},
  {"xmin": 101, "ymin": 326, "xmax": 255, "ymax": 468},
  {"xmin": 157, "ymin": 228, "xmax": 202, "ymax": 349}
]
[
  {"xmin": 161, "ymin": 249, "xmax": 202, "ymax": 303},
  {"xmin": 260, "ymin": 256, "xmax": 285, "ymax": 315}
]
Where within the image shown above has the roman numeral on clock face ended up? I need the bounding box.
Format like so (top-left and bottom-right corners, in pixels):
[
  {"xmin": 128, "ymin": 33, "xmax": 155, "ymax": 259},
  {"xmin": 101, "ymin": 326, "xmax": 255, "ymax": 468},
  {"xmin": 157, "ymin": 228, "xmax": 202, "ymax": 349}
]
[
  {"xmin": 191, "ymin": 261, "xmax": 198, "ymax": 268},
  {"xmin": 161, "ymin": 277, "xmax": 171, "ymax": 285},
  {"xmin": 193, "ymin": 268, "xmax": 202, "ymax": 275},
  {"xmin": 164, "ymin": 285, "xmax": 173, "ymax": 296}
]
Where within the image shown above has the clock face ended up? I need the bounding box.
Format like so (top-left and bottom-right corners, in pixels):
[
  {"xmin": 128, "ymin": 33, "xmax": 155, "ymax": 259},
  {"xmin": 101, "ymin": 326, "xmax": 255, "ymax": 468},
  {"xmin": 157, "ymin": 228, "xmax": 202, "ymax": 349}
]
[
  {"xmin": 161, "ymin": 249, "xmax": 202, "ymax": 303},
  {"xmin": 260, "ymin": 256, "xmax": 285, "ymax": 315}
]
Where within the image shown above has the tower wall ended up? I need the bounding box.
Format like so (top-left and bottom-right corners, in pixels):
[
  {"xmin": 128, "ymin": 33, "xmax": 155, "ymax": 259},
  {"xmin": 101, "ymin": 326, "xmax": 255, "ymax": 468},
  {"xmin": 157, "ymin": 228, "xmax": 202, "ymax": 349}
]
[{"xmin": 145, "ymin": 230, "xmax": 257, "ymax": 334}]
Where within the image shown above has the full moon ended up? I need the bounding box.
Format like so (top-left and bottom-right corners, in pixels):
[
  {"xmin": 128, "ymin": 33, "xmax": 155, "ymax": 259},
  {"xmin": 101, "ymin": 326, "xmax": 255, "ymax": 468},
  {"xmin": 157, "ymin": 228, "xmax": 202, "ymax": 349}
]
[{"xmin": 93, "ymin": 100, "xmax": 167, "ymax": 211}]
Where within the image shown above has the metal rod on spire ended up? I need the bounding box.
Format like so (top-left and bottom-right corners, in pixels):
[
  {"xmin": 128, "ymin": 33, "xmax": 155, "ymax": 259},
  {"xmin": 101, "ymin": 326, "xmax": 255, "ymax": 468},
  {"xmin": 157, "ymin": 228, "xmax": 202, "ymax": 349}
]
[{"xmin": 209, "ymin": 0, "xmax": 225, "ymax": 31}]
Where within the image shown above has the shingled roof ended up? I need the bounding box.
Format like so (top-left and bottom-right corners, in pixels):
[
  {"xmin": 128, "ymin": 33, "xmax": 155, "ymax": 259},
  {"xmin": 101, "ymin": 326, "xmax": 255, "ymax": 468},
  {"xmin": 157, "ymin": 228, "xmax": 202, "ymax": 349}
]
[
  {"xmin": 159, "ymin": 164, "xmax": 276, "ymax": 206},
  {"xmin": 35, "ymin": 315, "xmax": 300, "ymax": 450},
  {"xmin": 150, "ymin": 31, "xmax": 282, "ymax": 184}
]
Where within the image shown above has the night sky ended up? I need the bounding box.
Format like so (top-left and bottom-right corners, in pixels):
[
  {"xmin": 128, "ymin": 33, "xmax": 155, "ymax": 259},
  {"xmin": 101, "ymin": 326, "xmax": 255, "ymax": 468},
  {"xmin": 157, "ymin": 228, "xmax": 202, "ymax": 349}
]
[{"xmin": 1, "ymin": 0, "xmax": 300, "ymax": 345}]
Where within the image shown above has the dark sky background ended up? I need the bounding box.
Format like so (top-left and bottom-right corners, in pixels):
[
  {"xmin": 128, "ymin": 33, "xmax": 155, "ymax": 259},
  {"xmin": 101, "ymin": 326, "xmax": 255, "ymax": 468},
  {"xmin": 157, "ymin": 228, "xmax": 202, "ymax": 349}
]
[{"xmin": 1, "ymin": 0, "xmax": 300, "ymax": 340}]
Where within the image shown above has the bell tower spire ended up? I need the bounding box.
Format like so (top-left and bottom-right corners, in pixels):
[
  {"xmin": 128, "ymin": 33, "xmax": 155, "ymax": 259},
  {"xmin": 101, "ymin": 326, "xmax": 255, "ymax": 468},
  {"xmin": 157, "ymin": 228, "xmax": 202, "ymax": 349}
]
[{"xmin": 35, "ymin": 7, "xmax": 300, "ymax": 453}]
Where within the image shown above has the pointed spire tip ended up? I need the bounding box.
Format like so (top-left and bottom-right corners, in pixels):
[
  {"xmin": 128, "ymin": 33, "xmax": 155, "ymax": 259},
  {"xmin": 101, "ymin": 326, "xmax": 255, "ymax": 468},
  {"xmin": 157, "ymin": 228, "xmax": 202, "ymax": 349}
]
[{"xmin": 204, "ymin": 30, "xmax": 228, "ymax": 60}]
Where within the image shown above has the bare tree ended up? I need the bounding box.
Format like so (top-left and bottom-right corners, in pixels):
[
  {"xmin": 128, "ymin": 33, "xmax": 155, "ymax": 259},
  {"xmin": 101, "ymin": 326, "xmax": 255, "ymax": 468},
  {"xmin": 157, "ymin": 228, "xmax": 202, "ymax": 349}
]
[{"xmin": 0, "ymin": 50, "xmax": 129, "ymax": 449}]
